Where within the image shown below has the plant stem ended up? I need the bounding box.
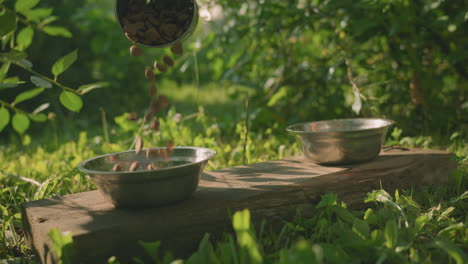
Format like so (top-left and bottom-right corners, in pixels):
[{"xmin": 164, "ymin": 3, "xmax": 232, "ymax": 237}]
[
  {"xmin": 243, "ymin": 95, "xmax": 250, "ymax": 165},
  {"xmin": 11, "ymin": 61, "xmax": 80, "ymax": 95},
  {"xmin": 0, "ymin": 99, "xmax": 26, "ymax": 113},
  {"xmin": 100, "ymin": 107, "xmax": 110, "ymax": 144}
]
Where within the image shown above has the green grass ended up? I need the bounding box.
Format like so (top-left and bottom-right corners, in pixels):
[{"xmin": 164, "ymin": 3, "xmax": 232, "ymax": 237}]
[{"xmin": 0, "ymin": 85, "xmax": 466, "ymax": 263}]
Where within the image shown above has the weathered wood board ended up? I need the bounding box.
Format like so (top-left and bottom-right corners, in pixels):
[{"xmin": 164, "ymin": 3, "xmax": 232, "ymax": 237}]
[{"xmin": 21, "ymin": 148, "xmax": 457, "ymax": 264}]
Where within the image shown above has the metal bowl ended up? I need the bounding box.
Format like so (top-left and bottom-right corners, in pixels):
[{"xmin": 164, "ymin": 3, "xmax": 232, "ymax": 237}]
[
  {"xmin": 77, "ymin": 147, "xmax": 216, "ymax": 209},
  {"xmin": 287, "ymin": 118, "xmax": 394, "ymax": 165}
]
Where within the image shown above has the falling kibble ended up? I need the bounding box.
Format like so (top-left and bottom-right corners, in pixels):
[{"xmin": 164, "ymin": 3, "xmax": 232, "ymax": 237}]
[
  {"xmin": 158, "ymin": 95, "xmax": 169, "ymax": 108},
  {"xmin": 163, "ymin": 55, "xmax": 175, "ymax": 67},
  {"xmin": 135, "ymin": 136, "xmax": 143, "ymax": 155},
  {"xmin": 149, "ymin": 100, "xmax": 161, "ymax": 114},
  {"xmin": 160, "ymin": 149, "xmax": 169, "ymax": 162},
  {"xmin": 150, "ymin": 119, "xmax": 160, "ymax": 131},
  {"xmin": 154, "ymin": 61, "xmax": 167, "ymax": 72},
  {"xmin": 129, "ymin": 161, "xmax": 140, "ymax": 172},
  {"xmin": 130, "ymin": 45, "xmax": 144, "ymax": 56},
  {"xmin": 145, "ymin": 66, "xmax": 155, "ymax": 81},
  {"xmin": 125, "ymin": 32, "xmax": 138, "ymax": 43},
  {"xmin": 149, "ymin": 82, "xmax": 157, "ymax": 97},
  {"xmin": 112, "ymin": 164, "xmax": 122, "ymax": 171},
  {"xmin": 170, "ymin": 42, "xmax": 183, "ymax": 55},
  {"xmin": 167, "ymin": 140, "xmax": 174, "ymax": 153}
]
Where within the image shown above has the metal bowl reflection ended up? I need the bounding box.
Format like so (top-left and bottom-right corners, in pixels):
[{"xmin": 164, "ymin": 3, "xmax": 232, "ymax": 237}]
[
  {"xmin": 287, "ymin": 118, "xmax": 394, "ymax": 165},
  {"xmin": 77, "ymin": 147, "xmax": 216, "ymax": 209}
]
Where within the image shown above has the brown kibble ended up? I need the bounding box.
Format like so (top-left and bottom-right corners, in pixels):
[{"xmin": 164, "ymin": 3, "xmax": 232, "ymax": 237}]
[
  {"xmin": 170, "ymin": 42, "xmax": 183, "ymax": 55},
  {"xmin": 129, "ymin": 161, "xmax": 140, "ymax": 172},
  {"xmin": 163, "ymin": 55, "xmax": 174, "ymax": 67},
  {"xmin": 123, "ymin": 22, "xmax": 144, "ymax": 36},
  {"xmin": 149, "ymin": 82, "xmax": 157, "ymax": 97},
  {"xmin": 160, "ymin": 149, "xmax": 169, "ymax": 162},
  {"xmin": 125, "ymin": 32, "xmax": 139, "ymax": 43},
  {"xmin": 167, "ymin": 140, "xmax": 174, "ymax": 153},
  {"xmin": 145, "ymin": 27, "xmax": 161, "ymax": 42},
  {"xmin": 146, "ymin": 148, "xmax": 156, "ymax": 158},
  {"xmin": 147, "ymin": 16, "xmax": 160, "ymax": 27},
  {"xmin": 130, "ymin": 45, "xmax": 144, "ymax": 56},
  {"xmin": 109, "ymin": 155, "xmax": 118, "ymax": 162},
  {"xmin": 161, "ymin": 23, "xmax": 177, "ymax": 38},
  {"xmin": 112, "ymin": 164, "xmax": 122, "ymax": 171},
  {"xmin": 145, "ymin": 66, "xmax": 155, "ymax": 81},
  {"xmin": 150, "ymin": 119, "xmax": 160, "ymax": 131},
  {"xmin": 135, "ymin": 135, "xmax": 143, "ymax": 154},
  {"xmin": 149, "ymin": 100, "xmax": 161, "ymax": 114},
  {"xmin": 154, "ymin": 61, "xmax": 167, "ymax": 72},
  {"xmin": 158, "ymin": 95, "xmax": 169, "ymax": 108}
]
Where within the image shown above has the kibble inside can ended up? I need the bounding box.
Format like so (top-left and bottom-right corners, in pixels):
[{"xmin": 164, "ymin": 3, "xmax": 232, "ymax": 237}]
[{"xmin": 115, "ymin": 0, "xmax": 199, "ymax": 48}]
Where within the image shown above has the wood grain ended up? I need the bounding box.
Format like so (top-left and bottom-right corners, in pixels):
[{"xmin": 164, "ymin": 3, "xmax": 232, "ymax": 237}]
[{"xmin": 21, "ymin": 148, "xmax": 457, "ymax": 263}]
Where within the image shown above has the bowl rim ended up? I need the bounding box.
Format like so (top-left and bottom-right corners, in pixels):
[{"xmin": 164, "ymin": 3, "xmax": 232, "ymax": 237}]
[
  {"xmin": 77, "ymin": 146, "xmax": 216, "ymax": 175},
  {"xmin": 286, "ymin": 118, "xmax": 395, "ymax": 134}
]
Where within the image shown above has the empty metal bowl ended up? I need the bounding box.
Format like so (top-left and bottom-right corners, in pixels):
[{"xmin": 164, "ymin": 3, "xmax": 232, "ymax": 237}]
[
  {"xmin": 77, "ymin": 147, "xmax": 216, "ymax": 209},
  {"xmin": 287, "ymin": 118, "xmax": 394, "ymax": 165}
]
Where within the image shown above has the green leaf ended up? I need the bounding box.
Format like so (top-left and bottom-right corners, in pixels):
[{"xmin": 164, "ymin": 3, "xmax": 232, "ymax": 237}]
[
  {"xmin": 18, "ymin": 59, "xmax": 33, "ymax": 68},
  {"xmin": 114, "ymin": 113, "xmax": 139, "ymax": 132},
  {"xmin": 48, "ymin": 228, "xmax": 75, "ymax": 264},
  {"xmin": 12, "ymin": 112, "xmax": 30, "ymax": 134},
  {"xmin": 16, "ymin": 26, "xmax": 34, "ymax": 50},
  {"xmin": 317, "ymin": 193, "xmax": 338, "ymax": 208},
  {"xmin": 267, "ymin": 86, "xmax": 289, "ymax": 107},
  {"xmin": 384, "ymin": 219, "xmax": 398, "ymax": 249},
  {"xmin": 0, "ymin": 10, "xmax": 17, "ymax": 37},
  {"xmin": 352, "ymin": 218, "xmax": 370, "ymax": 239},
  {"xmin": 414, "ymin": 215, "xmax": 429, "ymax": 233},
  {"xmin": 433, "ymin": 238, "xmax": 468, "ymax": 264},
  {"xmin": 363, "ymin": 208, "xmax": 378, "ymax": 226},
  {"xmin": 52, "ymin": 50, "xmax": 78, "ymax": 77},
  {"xmin": 186, "ymin": 234, "xmax": 218, "ymax": 264},
  {"xmin": 13, "ymin": 87, "xmax": 45, "ymax": 105},
  {"xmin": 29, "ymin": 113, "xmax": 47, "ymax": 122},
  {"xmin": 233, "ymin": 209, "xmax": 262, "ymax": 264},
  {"xmin": 21, "ymin": 8, "xmax": 53, "ymax": 21},
  {"xmin": 15, "ymin": 0, "xmax": 40, "ymax": 13},
  {"xmin": 43, "ymin": 26, "xmax": 72, "ymax": 38},
  {"xmin": 77, "ymin": 82, "xmax": 108, "ymax": 95},
  {"xmin": 59, "ymin": 91, "xmax": 83, "ymax": 112},
  {"xmin": 39, "ymin": 16, "xmax": 58, "ymax": 26},
  {"xmin": 0, "ymin": 107, "xmax": 10, "ymax": 132},
  {"xmin": 0, "ymin": 81, "xmax": 26, "ymax": 90},
  {"xmin": 30, "ymin": 76, "xmax": 52, "ymax": 88},
  {"xmin": 0, "ymin": 49, "xmax": 27, "ymax": 62},
  {"xmin": 437, "ymin": 207, "xmax": 455, "ymax": 222},
  {"xmin": 0, "ymin": 61, "xmax": 10, "ymax": 81},
  {"xmin": 438, "ymin": 222, "xmax": 465, "ymax": 238},
  {"xmin": 138, "ymin": 240, "xmax": 160, "ymax": 262}
]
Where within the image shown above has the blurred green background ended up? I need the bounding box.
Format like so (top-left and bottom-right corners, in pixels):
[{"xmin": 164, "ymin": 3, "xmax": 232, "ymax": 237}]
[{"xmin": 0, "ymin": 0, "xmax": 466, "ymax": 145}]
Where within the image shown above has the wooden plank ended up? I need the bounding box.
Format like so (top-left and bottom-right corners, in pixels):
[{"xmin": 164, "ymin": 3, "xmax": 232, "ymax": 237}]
[{"xmin": 21, "ymin": 148, "xmax": 457, "ymax": 264}]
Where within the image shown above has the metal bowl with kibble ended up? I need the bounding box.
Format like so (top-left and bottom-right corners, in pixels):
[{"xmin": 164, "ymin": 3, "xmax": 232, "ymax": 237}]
[{"xmin": 77, "ymin": 146, "xmax": 216, "ymax": 209}]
